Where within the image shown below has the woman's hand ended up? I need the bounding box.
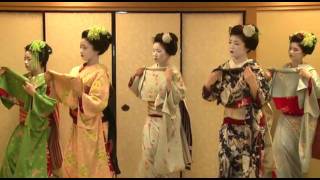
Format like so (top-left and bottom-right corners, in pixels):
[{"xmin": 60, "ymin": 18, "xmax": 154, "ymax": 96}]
[
  {"xmin": 204, "ymin": 70, "xmax": 222, "ymax": 90},
  {"xmin": 298, "ymin": 68, "xmax": 312, "ymax": 79},
  {"xmin": 23, "ymin": 82, "xmax": 36, "ymax": 96}
]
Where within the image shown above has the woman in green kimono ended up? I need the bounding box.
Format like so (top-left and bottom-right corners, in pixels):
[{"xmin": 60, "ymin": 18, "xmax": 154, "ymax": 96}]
[{"xmin": 0, "ymin": 40, "xmax": 62, "ymax": 177}]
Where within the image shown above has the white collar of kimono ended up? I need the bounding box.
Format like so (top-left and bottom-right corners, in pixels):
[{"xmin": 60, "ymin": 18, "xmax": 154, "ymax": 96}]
[
  {"xmin": 286, "ymin": 63, "xmax": 309, "ymax": 69},
  {"xmin": 228, "ymin": 59, "xmax": 253, "ymax": 69},
  {"xmin": 29, "ymin": 73, "xmax": 45, "ymax": 89}
]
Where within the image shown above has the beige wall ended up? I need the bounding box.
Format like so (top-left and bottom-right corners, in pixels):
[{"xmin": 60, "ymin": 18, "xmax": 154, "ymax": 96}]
[{"xmin": 256, "ymin": 10, "xmax": 320, "ymax": 178}]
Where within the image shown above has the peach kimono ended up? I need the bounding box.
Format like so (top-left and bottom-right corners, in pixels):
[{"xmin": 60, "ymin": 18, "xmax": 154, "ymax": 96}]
[{"xmin": 47, "ymin": 63, "xmax": 112, "ymax": 178}]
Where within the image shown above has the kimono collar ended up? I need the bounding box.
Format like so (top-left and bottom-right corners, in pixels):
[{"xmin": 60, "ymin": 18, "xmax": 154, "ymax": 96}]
[
  {"xmin": 30, "ymin": 73, "xmax": 46, "ymax": 89},
  {"xmin": 228, "ymin": 59, "xmax": 254, "ymax": 69}
]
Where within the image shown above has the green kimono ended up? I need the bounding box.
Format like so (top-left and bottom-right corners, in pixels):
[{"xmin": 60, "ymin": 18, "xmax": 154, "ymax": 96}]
[{"xmin": 0, "ymin": 68, "xmax": 61, "ymax": 178}]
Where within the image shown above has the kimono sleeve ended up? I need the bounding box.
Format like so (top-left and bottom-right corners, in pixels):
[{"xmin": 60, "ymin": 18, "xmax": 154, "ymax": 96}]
[
  {"xmin": 32, "ymin": 84, "xmax": 57, "ymax": 118},
  {"xmin": 252, "ymin": 66, "xmax": 271, "ymax": 109},
  {"xmin": 128, "ymin": 72, "xmax": 144, "ymax": 97},
  {"xmin": 202, "ymin": 67, "xmax": 223, "ymax": 103},
  {"xmin": 307, "ymin": 67, "xmax": 320, "ymax": 97},
  {"xmin": 79, "ymin": 71, "xmax": 110, "ymax": 119},
  {"xmin": 154, "ymin": 70, "xmax": 186, "ymax": 114},
  {"xmin": 47, "ymin": 70, "xmax": 79, "ymax": 109}
]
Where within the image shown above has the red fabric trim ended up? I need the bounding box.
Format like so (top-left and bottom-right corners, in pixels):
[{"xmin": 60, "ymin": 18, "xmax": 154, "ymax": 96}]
[
  {"xmin": 259, "ymin": 114, "xmax": 266, "ymax": 127},
  {"xmin": 47, "ymin": 144, "xmax": 53, "ymax": 177},
  {"xmin": 103, "ymin": 131, "xmax": 115, "ymax": 175},
  {"xmin": 0, "ymin": 88, "xmax": 9, "ymax": 97},
  {"xmin": 69, "ymin": 108, "xmax": 78, "ymax": 124},
  {"xmin": 78, "ymin": 97, "xmax": 84, "ymax": 113},
  {"xmin": 272, "ymin": 170, "xmax": 277, "ymax": 178},
  {"xmin": 308, "ymin": 77, "xmax": 312, "ymax": 96},
  {"xmin": 272, "ymin": 96, "xmax": 304, "ymax": 116},
  {"xmin": 232, "ymin": 96, "xmax": 253, "ymax": 108},
  {"xmin": 223, "ymin": 117, "xmax": 246, "ymax": 125},
  {"xmin": 128, "ymin": 76, "xmax": 135, "ymax": 88},
  {"xmin": 19, "ymin": 107, "xmax": 27, "ymax": 124}
]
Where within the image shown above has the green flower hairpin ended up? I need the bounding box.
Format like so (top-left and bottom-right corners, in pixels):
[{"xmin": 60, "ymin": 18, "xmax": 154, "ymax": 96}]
[
  {"xmin": 87, "ymin": 25, "xmax": 111, "ymax": 41},
  {"xmin": 28, "ymin": 40, "xmax": 46, "ymax": 70},
  {"xmin": 29, "ymin": 40, "xmax": 46, "ymax": 54},
  {"xmin": 290, "ymin": 31, "xmax": 317, "ymax": 48}
]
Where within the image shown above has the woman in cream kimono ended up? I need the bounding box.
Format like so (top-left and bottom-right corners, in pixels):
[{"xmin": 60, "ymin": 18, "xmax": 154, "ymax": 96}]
[
  {"xmin": 45, "ymin": 26, "xmax": 113, "ymax": 178},
  {"xmin": 265, "ymin": 31, "xmax": 320, "ymax": 178},
  {"xmin": 128, "ymin": 32, "xmax": 191, "ymax": 177}
]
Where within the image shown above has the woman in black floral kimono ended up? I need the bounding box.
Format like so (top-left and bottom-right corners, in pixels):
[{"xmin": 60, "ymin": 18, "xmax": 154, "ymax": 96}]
[{"xmin": 202, "ymin": 24, "xmax": 270, "ymax": 178}]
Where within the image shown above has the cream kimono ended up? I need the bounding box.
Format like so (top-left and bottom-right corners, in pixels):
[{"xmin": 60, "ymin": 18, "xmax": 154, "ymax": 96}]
[
  {"xmin": 47, "ymin": 63, "xmax": 112, "ymax": 178},
  {"xmin": 271, "ymin": 64, "xmax": 320, "ymax": 177},
  {"xmin": 128, "ymin": 64, "xmax": 188, "ymax": 177}
]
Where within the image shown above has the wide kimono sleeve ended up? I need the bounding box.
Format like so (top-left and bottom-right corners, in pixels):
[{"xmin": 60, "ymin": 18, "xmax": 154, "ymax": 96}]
[
  {"xmin": 307, "ymin": 66, "xmax": 320, "ymax": 97},
  {"xmin": 154, "ymin": 69, "xmax": 186, "ymax": 115},
  {"xmin": 32, "ymin": 84, "xmax": 57, "ymax": 118},
  {"xmin": 28, "ymin": 84, "xmax": 57, "ymax": 131},
  {"xmin": 252, "ymin": 65, "xmax": 271, "ymax": 109},
  {"xmin": 0, "ymin": 68, "xmax": 31, "ymax": 110},
  {"xmin": 78, "ymin": 71, "xmax": 110, "ymax": 119},
  {"xmin": 202, "ymin": 67, "xmax": 223, "ymax": 103},
  {"xmin": 128, "ymin": 71, "xmax": 144, "ymax": 98},
  {"xmin": 47, "ymin": 69, "xmax": 80, "ymax": 110}
]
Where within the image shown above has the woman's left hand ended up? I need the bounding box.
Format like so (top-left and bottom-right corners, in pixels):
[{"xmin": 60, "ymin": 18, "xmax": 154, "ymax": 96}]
[
  {"xmin": 244, "ymin": 67, "xmax": 257, "ymax": 87},
  {"xmin": 23, "ymin": 82, "xmax": 36, "ymax": 96},
  {"xmin": 298, "ymin": 68, "xmax": 312, "ymax": 79}
]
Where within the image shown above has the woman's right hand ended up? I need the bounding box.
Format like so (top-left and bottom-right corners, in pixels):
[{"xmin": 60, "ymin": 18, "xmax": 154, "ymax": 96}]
[
  {"xmin": 0, "ymin": 67, "xmax": 7, "ymax": 76},
  {"xmin": 205, "ymin": 70, "xmax": 222, "ymax": 89},
  {"xmin": 264, "ymin": 69, "xmax": 273, "ymax": 81},
  {"xmin": 135, "ymin": 67, "xmax": 145, "ymax": 77}
]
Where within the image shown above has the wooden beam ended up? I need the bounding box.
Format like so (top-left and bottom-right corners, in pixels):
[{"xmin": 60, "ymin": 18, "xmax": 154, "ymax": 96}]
[{"xmin": 1, "ymin": 2, "xmax": 320, "ymax": 11}]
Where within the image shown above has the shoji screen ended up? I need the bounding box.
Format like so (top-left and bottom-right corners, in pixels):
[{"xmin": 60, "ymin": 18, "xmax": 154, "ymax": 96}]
[
  {"xmin": 116, "ymin": 13, "xmax": 181, "ymax": 178},
  {"xmin": 0, "ymin": 12, "xmax": 43, "ymax": 167},
  {"xmin": 182, "ymin": 13, "xmax": 243, "ymax": 177}
]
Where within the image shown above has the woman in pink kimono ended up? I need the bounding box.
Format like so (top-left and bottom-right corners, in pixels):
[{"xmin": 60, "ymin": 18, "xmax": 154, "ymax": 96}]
[
  {"xmin": 265, "ymin": 31, "xmax": 320, "ymax": 177},
  {"xmin": 128, "ymin": 32, "xmax": 192, "ymax": 177},
  {"xmin": 45, "ymin": 26, "xmax": 113, "ymax": 178}
]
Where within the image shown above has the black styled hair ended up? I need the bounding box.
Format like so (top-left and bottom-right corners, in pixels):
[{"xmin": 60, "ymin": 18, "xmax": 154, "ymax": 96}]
[
  {"xmin": 153, "ymin": 32, "xmax": 178, "ymax": 56},
  {"xmin": 25, "ymin": 43, "xmax": 52, "ymax": 70},
  {"xmin": 289, "ymin": 32, "xmax": 317, "ymax": 55},
  {"xmin": 229, "ymin": 24, "xmax": 259, "ymax": 52},
  {"xmin": 82, "ymin": 30, "xmax": 112, "ymax": 55}
]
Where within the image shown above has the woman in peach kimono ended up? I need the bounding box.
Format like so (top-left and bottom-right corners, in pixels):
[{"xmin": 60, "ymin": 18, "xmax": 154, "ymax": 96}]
[
  {"xmin": 128, "ymin": 32, "xmax": 192, "ymax": 177},
  {"xmin": 45, "ymin": 26, "xmax": 113, "ymax": 178}
]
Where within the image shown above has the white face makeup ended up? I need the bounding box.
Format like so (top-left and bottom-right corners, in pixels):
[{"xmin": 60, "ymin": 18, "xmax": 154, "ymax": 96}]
[
  {"xmin": 152, "ymin": 42, "xmax": 170, "ymax": 66},
  {"xmin": 80, "ymin": 38, "xmax": 99, "ymax": 62},
  {"xmin": 229, "ymin": 35, "xmax": 249, "ymax": 60},
  {"xmin": 288, "ymin": 42, "xmax": 305, "ymax": 63}
]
